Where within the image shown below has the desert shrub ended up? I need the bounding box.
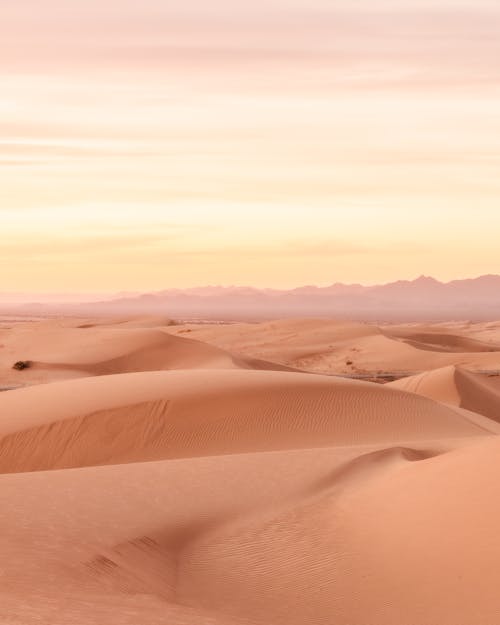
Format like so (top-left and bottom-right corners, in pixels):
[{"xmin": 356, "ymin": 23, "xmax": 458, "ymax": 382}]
[{"xmin": 13, "ymin": 361, "xmax": 31, "ymax": 371}]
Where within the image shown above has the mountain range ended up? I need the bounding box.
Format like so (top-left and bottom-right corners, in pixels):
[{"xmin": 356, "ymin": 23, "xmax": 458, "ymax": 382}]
[{"xmin": 3, "ymin": 275, "xmax": 500, "ymax": 321}]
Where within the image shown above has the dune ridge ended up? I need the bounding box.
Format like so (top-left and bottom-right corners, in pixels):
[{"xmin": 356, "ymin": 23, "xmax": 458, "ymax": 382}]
[{"xmin": 2, "ymin": 369, "xmax": 496, "ymax": 474}]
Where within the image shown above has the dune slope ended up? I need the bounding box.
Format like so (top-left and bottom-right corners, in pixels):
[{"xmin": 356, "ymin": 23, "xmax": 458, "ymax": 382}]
[
  {"xmin": 390, "ymin": 366, "xmax": 500, "ymax": 421},
  {"xmin": 1, "ymin": 425, "xmax": 500, "ymax": 624},
  {"xmin": 0, "ymin": 369, "xmax": 495, "ymax": 473}
]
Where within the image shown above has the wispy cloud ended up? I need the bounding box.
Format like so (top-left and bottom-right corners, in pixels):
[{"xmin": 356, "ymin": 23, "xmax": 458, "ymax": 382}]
[{"xmin": 1, "ymin": 0, "xmax": 499, "ymax": 289}]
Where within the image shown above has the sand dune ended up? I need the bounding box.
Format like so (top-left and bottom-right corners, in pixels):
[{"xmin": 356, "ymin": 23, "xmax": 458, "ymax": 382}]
[
  {"xmin": 1, "ymin": 415, "xmax": 499, "ymax": 624},
  {"xmin": 168, "ymin": 317, "xmax": 500, "ymax": 375},
  {"xmin": 381, "ymin": 325, "xmax": 500, "ymax": 352},
  {"xmin": 2, "ymin": 315, "xmax": 500, "ymax": 623},
  {"xmin": 75, "ymin": 315, "xmax": 176, "ymax": 329},
  {"xmin": 170, "ymin": 318, "xmax": 379, "ymax": 368},
  {"xmin": 465, "ymin": 320, "xmax": 500, "ymax": 344},
  {"xmin": 171, "ymin": 438, "xmax": 500, "ymax": 625},
  {"xmin": 4, "ymin": 316, "xmax": 500, "ymax": 386},
  {"xmin": 390, "ymin": 365, "xmax": 500, "ymax": 421},
  {"xmin": 2, "ymin": 368, "xmax": 495, "ymax": 473},
  {"xmin": 0, "ymin": 317, "xmax": 294, "ymax": 386}
]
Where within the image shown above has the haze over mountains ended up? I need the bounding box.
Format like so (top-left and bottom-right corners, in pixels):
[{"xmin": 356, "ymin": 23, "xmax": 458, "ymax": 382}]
[{"xmin": 3, "ymin": 275, "xmax": 500, "ymax": 321}]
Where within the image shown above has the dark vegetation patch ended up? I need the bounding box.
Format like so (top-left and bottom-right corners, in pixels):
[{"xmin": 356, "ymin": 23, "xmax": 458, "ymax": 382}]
[{"xmin": 13, "ymin": 361, "xmax": 31, "ymax": 371}]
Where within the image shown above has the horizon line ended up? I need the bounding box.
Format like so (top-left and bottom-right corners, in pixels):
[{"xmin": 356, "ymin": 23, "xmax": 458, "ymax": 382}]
[{"xmin": 1, "ymin": 272, "xmax": 499, "ymax": 300}]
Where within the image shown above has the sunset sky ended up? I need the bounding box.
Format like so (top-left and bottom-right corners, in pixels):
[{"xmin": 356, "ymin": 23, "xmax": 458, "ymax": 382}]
[{"xmin": 2, "ymin": 0, "xmax": 500, "ymax": 292}]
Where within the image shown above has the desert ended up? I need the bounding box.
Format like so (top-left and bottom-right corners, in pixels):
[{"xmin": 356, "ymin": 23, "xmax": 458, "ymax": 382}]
[
  {"xmin": 3, "ymin": 0, "xmax": 500, "ymax": 621},
  {"xmin": 1, "ymin": 313, "xmax": 500, "ymax": 624}
]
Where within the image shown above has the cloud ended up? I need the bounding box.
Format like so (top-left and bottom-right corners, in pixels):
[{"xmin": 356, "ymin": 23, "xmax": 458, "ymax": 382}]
[
  {"xmin": 1, "ymin": 1, "xmax": 499, "ymax": 94},
  {"xmin": 133, "ymin": 237, "xmax": 423, "ymax": 261},
  {"xmin": 1, "ymin": 0, "xmax": 499, "ymax": 290},
  {"xmin": 0, "ymin": 232, "xmax": 178, "ymax": 261},
  {"xmin": 0, "ymin": 140, "xmax": 158, "ymax": 167}
]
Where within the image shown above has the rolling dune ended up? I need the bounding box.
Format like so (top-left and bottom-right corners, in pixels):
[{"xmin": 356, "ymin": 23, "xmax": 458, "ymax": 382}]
[
  {"xmin": 0, "ymin": 400, "xmax": 499, "ymax": 624},
  {"xmin": 1, "ymin": 316, "xmax": 500, "ymax": 624},
  {"xmin": 0, "ymin": 317, "xmax": 294, "ymax": 386},
  {"xmin": 167, "ymin": 317, "xmax": 500, "ymax": 375},
  {"xmin": 1, "ymin": 369, "xmax": 497, "ymax": 474}
]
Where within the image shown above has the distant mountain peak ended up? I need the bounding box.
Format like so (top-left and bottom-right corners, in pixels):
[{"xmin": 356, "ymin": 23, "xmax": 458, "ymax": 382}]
[{"xmin": 414, "ymin": 275, "xmax": 441, "ymax": 283}]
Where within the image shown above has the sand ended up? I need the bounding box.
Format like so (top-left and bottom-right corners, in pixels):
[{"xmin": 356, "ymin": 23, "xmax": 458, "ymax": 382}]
[
  {"xmin": 389, "ymin": 365, "xmax": 500, "ymax": 421},
  {"xmin": 1, "ymin": 315, "xmax": 500, "ymax": 624},
  {"xmin": 167, "ymin": 317, "xmax": 500, "ymax": 375},
  {"xmin": 0, "ymin": 316, "xmax": 296, "ymax": 386}
]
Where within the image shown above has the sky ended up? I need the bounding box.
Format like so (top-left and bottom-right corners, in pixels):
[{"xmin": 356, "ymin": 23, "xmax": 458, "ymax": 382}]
[{"xmin": 1, "ymin": 0, "xmax": 500, "ymax": 292}]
